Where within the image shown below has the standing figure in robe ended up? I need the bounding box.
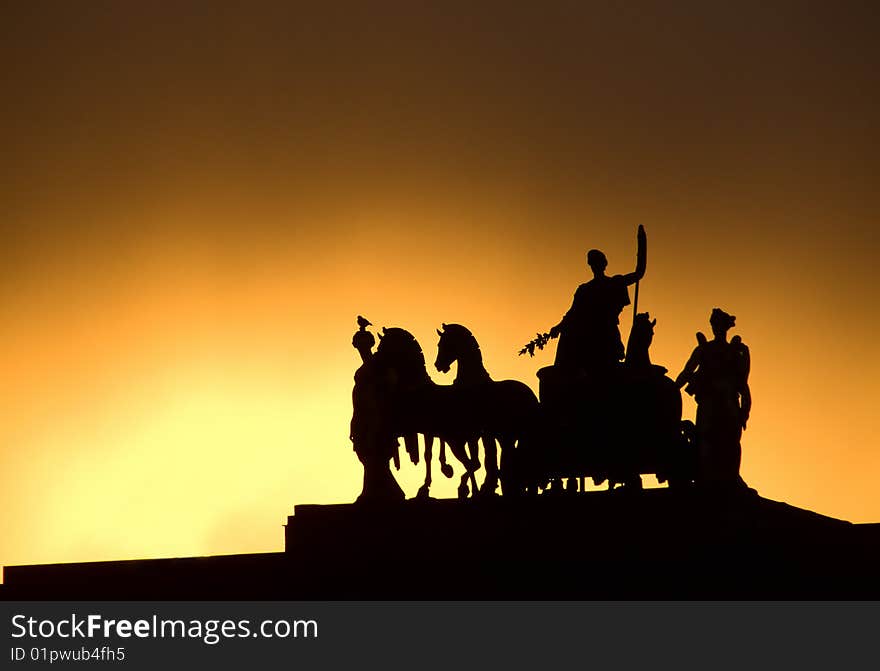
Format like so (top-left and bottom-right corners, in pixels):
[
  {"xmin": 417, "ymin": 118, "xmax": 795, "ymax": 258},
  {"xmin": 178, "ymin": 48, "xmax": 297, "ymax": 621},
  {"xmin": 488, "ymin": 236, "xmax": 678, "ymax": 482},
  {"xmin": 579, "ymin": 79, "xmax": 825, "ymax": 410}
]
[
  {"xmin": 550, "ymin": 225, "xmax": 647, "ymax": 377},
  {"xmin": 676, "ymin": 308, "xmax": 751, "ymax": 489}
]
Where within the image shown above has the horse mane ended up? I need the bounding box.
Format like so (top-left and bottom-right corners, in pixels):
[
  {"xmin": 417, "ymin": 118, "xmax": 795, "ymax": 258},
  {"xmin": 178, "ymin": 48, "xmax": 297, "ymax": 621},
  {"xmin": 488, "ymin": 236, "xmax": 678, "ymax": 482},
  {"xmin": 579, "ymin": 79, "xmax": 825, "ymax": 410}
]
[
  {"xmin": 442, "ymin": 323, "xmax": 480, "ymax": 352},
  {"xmin": 377, "ymin": 326, "xmax": 419, "ymax": 348},
  {"xmin": 376, "ymin": 327, "xmax": 432, "ymax": 384}
]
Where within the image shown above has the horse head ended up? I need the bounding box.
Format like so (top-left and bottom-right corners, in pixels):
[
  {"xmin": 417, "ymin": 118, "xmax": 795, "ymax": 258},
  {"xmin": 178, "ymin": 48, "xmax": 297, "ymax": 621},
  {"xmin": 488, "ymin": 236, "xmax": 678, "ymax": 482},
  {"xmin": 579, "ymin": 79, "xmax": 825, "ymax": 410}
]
[{"xmin": 434, "ymin": 323, "xmax": 478, "ymax": 373}]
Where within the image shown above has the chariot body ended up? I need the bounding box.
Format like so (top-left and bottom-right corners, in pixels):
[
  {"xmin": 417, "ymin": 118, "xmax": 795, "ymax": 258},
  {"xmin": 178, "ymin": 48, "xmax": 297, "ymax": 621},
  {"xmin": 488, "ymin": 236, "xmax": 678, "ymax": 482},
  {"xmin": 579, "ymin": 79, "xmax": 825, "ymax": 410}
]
[{"xmin": 505, "ymin": 314, "xmax": 697, "ymax": 494}]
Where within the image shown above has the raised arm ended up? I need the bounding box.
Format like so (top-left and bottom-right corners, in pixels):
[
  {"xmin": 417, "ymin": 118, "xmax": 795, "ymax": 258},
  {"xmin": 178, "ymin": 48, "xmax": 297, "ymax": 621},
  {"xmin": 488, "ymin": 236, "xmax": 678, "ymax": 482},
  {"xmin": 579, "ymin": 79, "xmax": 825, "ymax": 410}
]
[{"xmin": 621, "ymin": 224, "xmax": 647, "ymax": 286}]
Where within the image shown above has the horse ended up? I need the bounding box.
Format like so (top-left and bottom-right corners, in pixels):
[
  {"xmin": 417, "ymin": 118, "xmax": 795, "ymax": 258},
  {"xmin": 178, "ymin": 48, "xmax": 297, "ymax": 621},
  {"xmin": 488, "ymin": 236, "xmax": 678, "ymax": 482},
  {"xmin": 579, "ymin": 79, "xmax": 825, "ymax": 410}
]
[
  {"xmin": 370, "ymin": 327, "xmax": 486, "ymax": 499},
  {"xmin": 434, "ymin": 323, "xmax": 541, "ymax": 495}
]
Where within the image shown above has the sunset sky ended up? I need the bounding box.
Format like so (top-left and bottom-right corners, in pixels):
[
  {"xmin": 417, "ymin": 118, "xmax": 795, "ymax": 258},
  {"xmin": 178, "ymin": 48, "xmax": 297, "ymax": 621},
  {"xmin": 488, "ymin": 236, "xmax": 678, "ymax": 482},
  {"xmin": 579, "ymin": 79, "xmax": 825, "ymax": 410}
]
[{"xmin": 2, "ymin": 3, "xmax": 879, "ymax": 576}]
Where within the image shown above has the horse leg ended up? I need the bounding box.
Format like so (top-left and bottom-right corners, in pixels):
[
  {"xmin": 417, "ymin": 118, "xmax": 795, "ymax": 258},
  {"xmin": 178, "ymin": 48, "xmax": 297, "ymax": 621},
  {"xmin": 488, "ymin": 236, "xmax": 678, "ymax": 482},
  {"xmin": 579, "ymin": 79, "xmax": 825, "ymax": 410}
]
[
  {"xmin": 417, "ymin": 434, "xmax": 433, "ymax": 499},
  {"xmin": 458, "ymin": 472, "xmax": 471, "ymax": 499},
  {"xmin": 392, "ymin": 440, "xmax": 401, "ymax": 471},
  {"xmin": 480, "ymin": 434, "xmax": 499, "ymax": 496},
  {"xmin": 465, "ymin": 437, "xmax": 481, "ymax": 472},
  {"xmin": 440, "ymin": 439, "xmax": 454, "ymax": 479},
  {"xmin": 466, "ymin": 437, "xmax": 481, "ymax": 496},
  {"xmin": 448, "ymin": 438, "xmax": 474, "ymax": 499},
  {"xmin": 404, "ymin": 432, "xmax": 419, "ymax": 465}
]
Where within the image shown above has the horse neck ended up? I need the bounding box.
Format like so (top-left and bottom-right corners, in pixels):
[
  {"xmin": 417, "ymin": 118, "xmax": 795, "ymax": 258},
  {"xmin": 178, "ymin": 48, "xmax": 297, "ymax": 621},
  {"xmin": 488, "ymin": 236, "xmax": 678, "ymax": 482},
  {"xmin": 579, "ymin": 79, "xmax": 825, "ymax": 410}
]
[
  {"xmin": 380, "ymin": 344, "xmax": 432, "ymax": 388},
  {"xmin": 454, "ymin": 343, "xmax": 491, "ymax": 385}
]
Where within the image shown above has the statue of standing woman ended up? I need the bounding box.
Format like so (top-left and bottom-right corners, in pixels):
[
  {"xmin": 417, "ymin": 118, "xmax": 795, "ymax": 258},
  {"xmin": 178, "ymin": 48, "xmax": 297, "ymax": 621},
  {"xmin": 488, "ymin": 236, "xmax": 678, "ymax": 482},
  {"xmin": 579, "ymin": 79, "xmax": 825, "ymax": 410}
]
[
  {"xmin": 550, "ymin": 225, "xmax": 647, "ymax": 376},
  {"xmin": 675, "ymin": 308, "xmax": 751, "ymax": 489}
]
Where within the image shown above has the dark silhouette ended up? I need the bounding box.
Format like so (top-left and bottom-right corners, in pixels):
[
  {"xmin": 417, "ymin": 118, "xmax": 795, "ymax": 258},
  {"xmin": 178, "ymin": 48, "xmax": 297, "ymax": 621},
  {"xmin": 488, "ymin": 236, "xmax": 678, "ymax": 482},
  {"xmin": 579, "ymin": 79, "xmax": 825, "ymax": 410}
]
[
  {"xmin": 350, "ymin": 318, "xmax": 405, "ymax": 502},
  {"xmin": 5, "ymin": 491, "xmax": 879, "ymax": 600},
  {"xmin": 345, "ymin": 231, "xmax": 758, "ymax": 506},
  {"xmin": 676, "ymin": 308, "xmax": 751, "ymax": 490},
  {"xmin": 349, "ymin": 242, "xmax": 695, "ymax": 500},
  {"xmin": 353, "ymin": 315, "xmax": 375, "ymax": 360},
  {"xmin": 549, "ymin": 225, "xmax": 647, "ymax": 376},
  {"xmin": 619, "ymin": 313, "xmax": 693, "ymax": 489},
  {"xmin": 525, "ymin": 311, "xmax": 692, "ymax": 494},
  {"xmin": 623, "ymin": 311, "xmax": 658, "ymax": 369},
  {"xmin": 434, "ymin": 323, "xmax": 540, "ymax": 495},
  {"xmin": 509, "ymin": 227, "xmax": 696, "ymax": 493},
  {"xmin": 350, "ymin": 321, "xmax": 486, "ymax": 501}
]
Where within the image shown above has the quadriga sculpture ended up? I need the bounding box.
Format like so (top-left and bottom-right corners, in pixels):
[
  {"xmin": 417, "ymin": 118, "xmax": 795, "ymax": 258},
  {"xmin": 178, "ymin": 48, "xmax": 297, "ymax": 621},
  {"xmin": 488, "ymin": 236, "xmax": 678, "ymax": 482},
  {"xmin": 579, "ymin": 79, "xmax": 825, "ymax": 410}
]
[{"xmin": 350, "ymin": 314, "xmax": 694, "ymax": 502}]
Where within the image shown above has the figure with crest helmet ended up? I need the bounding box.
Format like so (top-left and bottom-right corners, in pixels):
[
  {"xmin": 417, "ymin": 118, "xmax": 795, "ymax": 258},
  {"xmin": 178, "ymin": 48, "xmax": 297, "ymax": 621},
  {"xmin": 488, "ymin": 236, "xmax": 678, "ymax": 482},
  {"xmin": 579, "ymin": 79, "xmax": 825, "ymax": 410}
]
[{"xmin": 675, "ymin": 308, "xmax": 751, "ymax": 489}]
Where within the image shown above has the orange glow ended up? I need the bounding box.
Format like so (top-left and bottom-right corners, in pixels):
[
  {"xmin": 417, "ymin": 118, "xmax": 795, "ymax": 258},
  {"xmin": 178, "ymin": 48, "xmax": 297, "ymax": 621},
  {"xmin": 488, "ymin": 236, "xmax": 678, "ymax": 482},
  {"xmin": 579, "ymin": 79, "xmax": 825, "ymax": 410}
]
[
  {"xmin": 3, "ymin": 204, "xmax": 878, "ymax": 577},
  {"xmin": 2, "ymin": 3, "xmax": 878, "ymax": 578}
]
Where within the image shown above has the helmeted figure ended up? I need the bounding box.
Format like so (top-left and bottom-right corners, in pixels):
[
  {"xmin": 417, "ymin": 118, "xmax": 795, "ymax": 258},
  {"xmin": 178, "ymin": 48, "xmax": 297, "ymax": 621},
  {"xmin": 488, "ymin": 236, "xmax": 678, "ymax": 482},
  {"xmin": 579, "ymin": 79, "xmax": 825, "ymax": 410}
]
[
  {"xmin": 551, "ymin": 226, "xmax": 647, "ymax": 377},
  {"xmin": 350, "ymin": 316, "xmax": 406, "ymax": 502},
  {"xmin": 675, "ymin": 308, "xmax": 751, "ymax": 489}
]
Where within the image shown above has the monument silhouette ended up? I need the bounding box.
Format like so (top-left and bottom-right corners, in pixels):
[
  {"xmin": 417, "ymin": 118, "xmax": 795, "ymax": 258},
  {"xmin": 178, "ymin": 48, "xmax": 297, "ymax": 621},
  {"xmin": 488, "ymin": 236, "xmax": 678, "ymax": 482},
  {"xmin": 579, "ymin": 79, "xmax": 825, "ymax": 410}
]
[{"xmin": 3, "ymin": 226, "xmax": 879, "ymax": 600}]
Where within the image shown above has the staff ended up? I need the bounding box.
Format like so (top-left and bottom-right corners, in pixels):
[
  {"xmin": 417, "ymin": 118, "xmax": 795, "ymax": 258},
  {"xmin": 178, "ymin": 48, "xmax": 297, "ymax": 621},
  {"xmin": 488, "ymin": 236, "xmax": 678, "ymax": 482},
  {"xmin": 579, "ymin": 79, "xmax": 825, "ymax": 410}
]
[{"xmin": 632, "ymin": 224, "xmax": 647, "ymax": 327}]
